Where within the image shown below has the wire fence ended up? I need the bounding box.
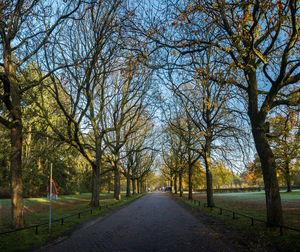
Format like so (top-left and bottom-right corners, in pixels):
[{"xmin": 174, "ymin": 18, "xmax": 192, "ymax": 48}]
[
  {"xmin": 178, "ymin": 195, "xmax": 300, "ymax": 236},
  {"xmin": 192, "ymin": 185, "xmax": 300, "ymax": 193}
]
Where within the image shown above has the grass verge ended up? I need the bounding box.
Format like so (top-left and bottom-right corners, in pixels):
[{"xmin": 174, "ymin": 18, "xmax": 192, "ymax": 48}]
[
  {"xmin": 192, "ymin": 191, "xmax": 300, "ymax": 229},
  {"xmin": 0, "ymin": 193, "xmax": 144, "ymax": 252},
  {"xmin": 0, "ymin": 193, "xmax": 123, "ymax": 230},
  {"xmin": 174, "ymin": 193, "xmax": 300, "ymax": 252}
]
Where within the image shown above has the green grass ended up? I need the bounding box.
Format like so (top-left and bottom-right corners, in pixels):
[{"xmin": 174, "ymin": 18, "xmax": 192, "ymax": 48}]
[
  {"xmin": 0, "ymin": 193, "xmax": 144, "ymax": 252},
  {"xmin": 0, "ymin": 192, "xmax": 112, "ymax": 207},
  {"xmin": 0, "ymin": 193, "xmax": 118, "ymax": 229},
  {"xmin": 190, "ymin": 191, "xmax": 300, "ymax": 229},
  {"xmin": 212, "ymin": 190, "xmax": 300, "ymax": 202},
  {"xmin": 176, "ymin": 191, "xmax": 300, "ymax": 252}
]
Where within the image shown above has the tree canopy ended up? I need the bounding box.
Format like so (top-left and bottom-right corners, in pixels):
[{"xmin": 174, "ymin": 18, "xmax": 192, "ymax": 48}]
[{"xmin": 0, "ymin": 0, "xmax": 299, "ymax": 229}]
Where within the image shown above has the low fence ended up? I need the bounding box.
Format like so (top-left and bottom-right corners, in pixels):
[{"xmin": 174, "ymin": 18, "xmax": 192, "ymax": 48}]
[
  {"xmin": 193, "ymin": 185, "xmax": 300, "ymax": 193},
  {"xmin": 178, "ymin": 195, "xmax": 300, "ymax": 236},
  {"xmin": 194, "ymin": 187, "xmax": 263, "ymax": 193},
  {"xmin": 0, "ymin": 197, "xmax": 137, "ymax": 236}
]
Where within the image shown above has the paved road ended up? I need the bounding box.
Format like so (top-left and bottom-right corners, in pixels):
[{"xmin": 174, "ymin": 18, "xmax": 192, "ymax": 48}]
[{"xmin": 41, "ymin": 193, "xmax": 236, "ymax": 252}]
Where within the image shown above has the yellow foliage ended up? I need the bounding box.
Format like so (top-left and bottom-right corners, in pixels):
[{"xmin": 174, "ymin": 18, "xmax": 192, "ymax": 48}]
[{"xmin": 173, "ymin": 50, "xmax": 180, "ymax": 56}]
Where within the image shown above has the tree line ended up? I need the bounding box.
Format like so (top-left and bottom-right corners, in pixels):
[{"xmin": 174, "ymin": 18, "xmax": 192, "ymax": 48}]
[
  {"xmin": 126, "ymin": 0, "xmax": 299, "ymax": 227},
  {"xmin": 0, "ymin": 0, "xmax": 299, "ymax": 230},
  {"xmin": 0, "ymin": 0, "xmax": 157, "ymax": 229}
]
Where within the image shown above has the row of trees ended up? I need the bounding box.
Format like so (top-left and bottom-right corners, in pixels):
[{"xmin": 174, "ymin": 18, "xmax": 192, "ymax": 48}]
[
  {"xmin": 128, "ymin": 0, "xmax": 300, "ymax": 227},
  {"xmin": 0, "ymin": 1, "xmax": 157, "ymax": 228},
  {"xmin": 1, "ymin": 0, "xmax": 299, "ymax": 230},
  {"xmin": 161, "ymin": 96, "xmax": 299, "ymax": 196},
  {"xmin": 160, "ymin": 89, "xmax": 246, "ymax": 206}
]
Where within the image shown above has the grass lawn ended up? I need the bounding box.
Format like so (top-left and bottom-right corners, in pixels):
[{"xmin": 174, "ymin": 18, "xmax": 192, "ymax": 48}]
[
  {"xmin": 0, "ymin": 192, "xmax": 119, "ymax": 230},
  {"xmin": 176, "ymin": 190, "xmax": 300, "ymax": 252},
  {"xmin": 192, "ymin": 190, "xmax": 300, "ymax": 229},
  {"xmin": 0, "ymin": 193, "xmax": 143, "ymax": 251}
]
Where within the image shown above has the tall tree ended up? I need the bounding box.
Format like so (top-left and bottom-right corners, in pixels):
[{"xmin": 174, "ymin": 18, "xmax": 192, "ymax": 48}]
[
  {"xmin": 140, "ymin": 0, "xmax": 300, "ymax": 226},
  {"xmin": 0, "ymin": 0, "xmax": 81, "ymax": 228},
  {"xmin": 38, "ymin": 1, "xmax": 123, "ymax": 206},
  {"xmin": 192, "ymin": 0, "xmax": 300, "ymax": 225},
  {"xmin": 162, "ymin": 124, "xmax": 186, "ymax": 195},
  {"xmin": 168, "ymin": 48, "xmax": 245, "ymax": 207},
  {"xmin": 122, "ymin": 116, "xmax": 154, "ymax": 197},
  {"xmin": 164, "ymin": 102, "xmax": 201, "ymax": 200},
  {"xmin": 103, "ymin": 57, "xmax": 152, "ymax": 200}
]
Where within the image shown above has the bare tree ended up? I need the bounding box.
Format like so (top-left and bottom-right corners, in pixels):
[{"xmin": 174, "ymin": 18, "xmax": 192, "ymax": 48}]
[
  {"xmin": 163, "ymin": 98, "xmax": 201, "ymax": 200},
  {"xmin": 168, "ymin": 48, "xmax": 247, "ymax": 207},
  {"xmin": 162, "ymin": 124, "xmax": 186, "ymax": 195},
  {"xmin": 184, "ymin": 0, "xmax": 300, "ymax": 226},
  {"xmin": 102, "ymin": 56, "xmax": 153, "ymax": 200},
  {"xmin": 122, "ymin": 117, "xmax": 154, "ymax": 197},
  {"xmin": 135, "ymin": 149, "xmax": 156, "ymax": 193},
  {"xmin": 130, "ymin": 0, "xmax": 300, "ymax": 226},
  {"xmin": 37, "ymin": 1, "xmax": 123, "ymax": 207}
]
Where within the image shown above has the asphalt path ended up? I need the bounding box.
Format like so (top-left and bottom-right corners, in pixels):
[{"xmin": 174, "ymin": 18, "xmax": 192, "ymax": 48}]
[{"xmin": 40, "ymin": 193, "xmax": 239, "ymax": 251}]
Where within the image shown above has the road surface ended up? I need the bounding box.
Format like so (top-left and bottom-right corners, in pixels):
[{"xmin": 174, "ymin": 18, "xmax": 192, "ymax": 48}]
[{"xmin": 39, "ymin": 193, "xmax": 263, "ymax": 251}]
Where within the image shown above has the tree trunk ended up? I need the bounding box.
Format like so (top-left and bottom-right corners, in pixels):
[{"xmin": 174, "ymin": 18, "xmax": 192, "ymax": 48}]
[
  {"xmin": 90, "ymin": 135, "xmax": 102, "ymax": 206},
  {"xmin": 114, "ymin": 167, "xmax": 121, "ymax": 200},
  {"xmin": 179, "ymin": 172, "xmax": 183, "ymax": 197},
  {"xmin": 140, "ymin": 181, "xmax": 143, "ymax": 193},
  {"xmin": 170, "ymin": 171, "xmax": 173, "ymax": 191},
  {"xmin": 174, "ymin": 174, "xmax": 177, "ymax": 194},
  {"xmin": 204, "ymin": 146, "xmax": 214, "ymax": 207},
  {"xmin": 23, "ymin": 125, "xmax": 32, "ymax": 166},
  {"xmin": 108, "ymin": 173, "xmax": 112, "ymax": 193},
  {"xmin": 37, "ymin": 157, "xmax": 41, "ymax": 171},
  {"xmin": 252, "ymin": 126, "xmax": 283, "ymax": 226},
  {"xmin": 188, "ymin": 159, "xmax": 193, "ymax": 200},
  {"xmin": 90, "ymin": 164, "xmax": 100, "ymax": 207},
  {"xmin": 137, "ymin": 179, "xmax": 140, "ymax": 194},
  {"xmin": 44, "ymin": 137, "xmax": 49, "ymax": 174},
  {"xmin": 126, "ymin": 171, "xmax": 131, "ymax": 197},
  {"xmin": 10, "ymin": 121, "xmax": 25, "ymax": 228},
  {"xmin": 247, "ymin": 69, "xmax": 283, "ymax": 226},
  {"xmin": 285, "ymin": 160, "xmax": 292, "ymax": 192},
  {"xmin": 132, "ymin": 178, "xmax": 136, "ymax": 195}
]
